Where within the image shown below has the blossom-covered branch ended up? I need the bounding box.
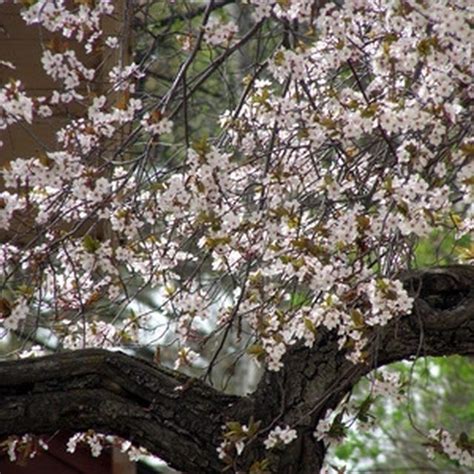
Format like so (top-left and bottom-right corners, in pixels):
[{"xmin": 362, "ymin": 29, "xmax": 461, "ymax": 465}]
[{"xmin": 1, "ymin": 265, "xmax": 473, "ymax": 473}]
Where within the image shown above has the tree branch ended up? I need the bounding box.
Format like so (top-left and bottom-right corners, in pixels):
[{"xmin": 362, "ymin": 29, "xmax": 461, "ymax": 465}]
[
  {"xmin": 155, "ymin": 0, "xmax": 235, "ymax": 29},
  {"xmin": 248, "ymin": 265, "xmax": 474, "ymax": 473},
  {"xmin": 0, "ymin": 349, "xmax": 238, "ymax": 473},
  {"xmin": 0, "ymin": 266, "xmax": 473, "ymax": 473}
]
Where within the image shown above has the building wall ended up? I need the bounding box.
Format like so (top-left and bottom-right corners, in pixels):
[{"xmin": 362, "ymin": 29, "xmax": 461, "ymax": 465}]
[
  {"xmin": 0, "ymin": 0, "xmax": 130, "ymax": 165},
  {"xmin": 0, "ymin": 0, "xmax": 131, "ymax": 244}
]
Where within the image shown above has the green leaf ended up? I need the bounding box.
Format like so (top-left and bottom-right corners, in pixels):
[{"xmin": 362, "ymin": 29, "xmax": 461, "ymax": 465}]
[{"xmin": 83, "ymin": 235, "xmax": 100, "ymax": 253}]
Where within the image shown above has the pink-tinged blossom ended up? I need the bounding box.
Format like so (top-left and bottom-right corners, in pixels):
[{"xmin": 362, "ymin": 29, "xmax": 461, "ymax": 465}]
[
  {"xmin": 21, "ymin": 0, "xmax": 114, "ymax": 52},
  {"xmin": 264, "ymin": 425, "xmax": 298, "ymax": 449},
  {"xmin": 366, "ymin": 279, "xmax": 414, "ymax": 326},
  {"xmin": 203, "ymin": 17, "xmax": 239, "ymax": 47},
  {"xmin": 0, "ymin": 80, "xmax": 38, "ymax": 127},
  {"xmin": 141, "ymin": 113, "xmax": 173, "ymax": 136},
  {"xmin": 2, "ymin": 297, "xmax": 29, "ymax": 331},
  {"xmin": 42, "ymin": 50, "xmax": 95, "ymax": 90},
  {"xmin": 314, "ymin": 409, "xmax": 345, "ymax": 447},
  {"xmin": 428, "ymin": 429, "xmax": 474, "ymax": 468},
  {"xmin": 109, "ymin": 63, "xmax": 144, "ymax": 93}
]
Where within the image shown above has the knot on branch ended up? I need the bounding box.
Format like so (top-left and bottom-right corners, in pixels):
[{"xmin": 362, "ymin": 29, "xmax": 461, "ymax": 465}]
[{"xmin": 401, "ymin": 265, "xmax": 474, "ymax": 311}]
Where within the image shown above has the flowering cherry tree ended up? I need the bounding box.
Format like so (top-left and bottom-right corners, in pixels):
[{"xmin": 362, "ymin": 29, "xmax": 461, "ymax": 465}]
[{"xmin": 0, "ymin": 1, "xmax": 473, "ymax": 472}]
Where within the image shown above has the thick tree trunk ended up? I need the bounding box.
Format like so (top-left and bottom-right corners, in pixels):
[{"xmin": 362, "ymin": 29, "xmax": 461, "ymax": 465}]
[
  {"xmin": 1, "ymin": 265, "xmax": 473, "ymax": 473},
  {"xmin": 0, "ymin": 349, "xmax": 239, "ymax": 473}
]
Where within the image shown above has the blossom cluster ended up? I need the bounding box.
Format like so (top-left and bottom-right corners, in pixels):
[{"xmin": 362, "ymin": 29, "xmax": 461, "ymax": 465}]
[
  {"xmin": 427, "ymin": 429, "xmax": 474, "ymax": 468},
  {"xmin": 0, "ymin": 79, "xmax": 51, "ymax": 131},
  {"xmin": 314, "ymin": 370, "xmax": 406, "ymax": 447},
  {"xmin": 1, "ymin": 434, "xmax": 48, "ymax": 463},
  {"xmin": 4, "ymin": 298, "xmax": 27, "ymax": 331},
  {"xmin": 249, "ymin": 0, "xmax": 313, "ymax": 22},
  {"xmin": 21, "ymin": 0, "xmax": 115, "ymax": 53},
  {"xmin": 0, "ymin": 431, "xmax": 147, "ymax": 464},
  {"xmin": 67, "ymin": 431, "xmax": 148, "ymax": 461},
  {"xmin": 218, "ymin": 420, "xmax": 261, "ymax": 462},
  {"xmin": 141, "ymin": 113, "xmax": 173, "ymax": 136},
  {"xmin": 314, "ymin": 409, "xmax": 346, "ymax": 447},
  {"xmin": 203, "ymin": 17, "xmax": 239, "ymax": 47},
  {"xmin": 263, "ymin": 425, "xmax": 298, "ymax": 450},
  {"xmin": 370, "ymin": 370, "xmax": 404, "ymax": 401}
]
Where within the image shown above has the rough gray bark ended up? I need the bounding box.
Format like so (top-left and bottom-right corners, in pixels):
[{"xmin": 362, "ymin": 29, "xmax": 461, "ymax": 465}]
[
  {"xmin": 1, "ymin": 265, "xmax": 473, "ymax": 473},
  {"xmin": 0, "ymin": 349, "xmax": 239, "ymax": 473}
]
